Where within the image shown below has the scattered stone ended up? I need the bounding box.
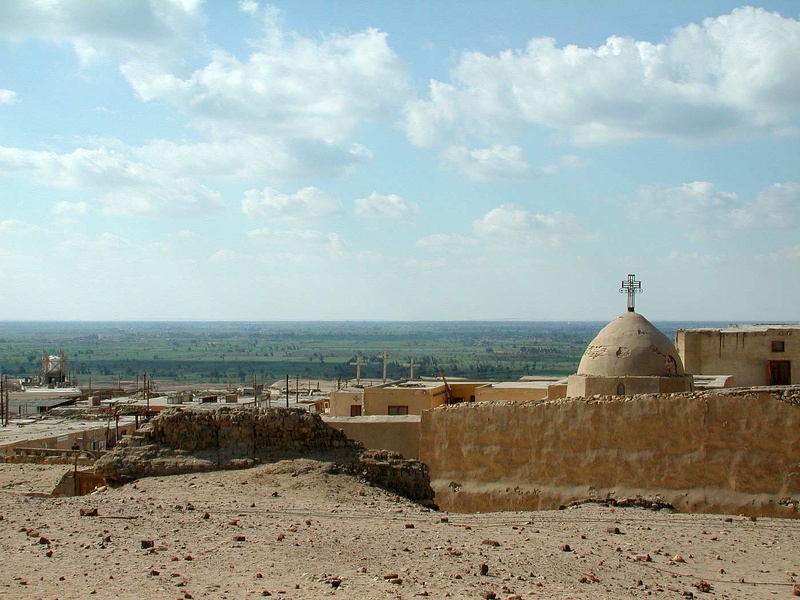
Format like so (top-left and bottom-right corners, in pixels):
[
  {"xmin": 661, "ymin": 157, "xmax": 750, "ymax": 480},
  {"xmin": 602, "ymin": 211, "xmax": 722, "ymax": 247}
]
[
  {"xmin": 607, "ymin": 526, "xmax": 622, "ymax": 534},
  {"xmin": 480, "ymin": 563, "xmax": 489, "ymax": 576},
  {"xmin": 383, "ymin": 573, "xmax": 399, "ymax": 579},
  {"xmin": 561, "ymin": 544, "xmax": 572, "ymax": 552},
  {"xmin": 234, "ymin": 535, "xmax": 246, "ymax": 542},
  {"xmin": 692, "ymin": 580, "xmax": 713, "ymax": 593},
  {"xmin": 673, "ymin": 555, "xmax": 686, "ymax": 563},
  {"xmin": 80, "ymin": 508, "xmax": 98, "ymax": 517},
  {"xmin": 482, "ymin": 591, "xmax": 496, "ymax": 599},
  {"xmin": 141, "ymin": 540, "xmax": 155, "ymax": 549},
  {"xmin": 38, "ymin": 536, "xmax": 50, "ymax": 545},
  {"xmin": 405, "ymin": 523, "xmax": 415, "ymax": 529},
  {"xmin": 482, "ymin": 539, "xmax": 500, "ymax": 547}
]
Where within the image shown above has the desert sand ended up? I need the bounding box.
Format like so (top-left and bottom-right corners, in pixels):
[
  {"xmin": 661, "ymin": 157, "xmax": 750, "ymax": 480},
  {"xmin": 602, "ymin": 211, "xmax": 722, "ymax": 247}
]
[{"xmin": 1, "ymin": 461, "xmax": 799, "ymax": 600}]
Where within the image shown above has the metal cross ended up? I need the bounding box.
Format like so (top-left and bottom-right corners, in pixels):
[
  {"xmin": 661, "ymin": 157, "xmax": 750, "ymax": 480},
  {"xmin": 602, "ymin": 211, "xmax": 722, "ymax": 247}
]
[{"xmin": 620, "ymin": 273, "xmax": 642, "ymax": 312}]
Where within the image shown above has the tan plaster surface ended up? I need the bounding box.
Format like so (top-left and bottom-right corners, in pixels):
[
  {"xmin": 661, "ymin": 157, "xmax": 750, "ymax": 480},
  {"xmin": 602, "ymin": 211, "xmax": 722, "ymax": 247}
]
[{"xmin": 421, "ymin": 389, "xmax": 800, "ymax": 517}]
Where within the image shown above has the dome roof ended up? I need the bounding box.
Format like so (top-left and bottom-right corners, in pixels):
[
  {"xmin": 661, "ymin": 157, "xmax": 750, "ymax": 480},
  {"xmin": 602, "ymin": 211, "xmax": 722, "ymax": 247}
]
[{"xmin": 577, "ymin": 311, "xmax": 685, "ymax": 377}]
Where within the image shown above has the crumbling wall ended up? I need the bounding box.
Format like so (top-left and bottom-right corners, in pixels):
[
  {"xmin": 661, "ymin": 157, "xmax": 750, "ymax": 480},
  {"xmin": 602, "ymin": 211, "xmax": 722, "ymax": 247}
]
[
  {"xmin": 420, "ymin": 387, "xmax": 800, "ymax": 518},
  {"xmin": 95, "ymin": 407, "xmax": 435, "ymax": 506}
]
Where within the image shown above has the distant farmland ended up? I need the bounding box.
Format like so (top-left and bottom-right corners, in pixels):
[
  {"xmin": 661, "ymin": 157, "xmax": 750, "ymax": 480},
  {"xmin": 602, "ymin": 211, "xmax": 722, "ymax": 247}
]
[{"xmin": 0, "ymin": 320, "xmax": 725, "ymax": 385}]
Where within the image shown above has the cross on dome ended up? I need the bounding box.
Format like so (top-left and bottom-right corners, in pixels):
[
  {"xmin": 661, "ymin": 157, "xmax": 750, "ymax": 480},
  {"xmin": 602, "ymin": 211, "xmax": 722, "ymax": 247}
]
[{"xmin": 620, "ymin": 274, "xmax": 642, "ymax": 312}]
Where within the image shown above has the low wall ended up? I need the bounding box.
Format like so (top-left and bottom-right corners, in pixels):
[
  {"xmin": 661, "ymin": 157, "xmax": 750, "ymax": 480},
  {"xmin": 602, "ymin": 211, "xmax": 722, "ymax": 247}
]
[
  {"xmin": 324, "ymin": 415, "xmax": 420, "ymax": 459},
  {"xmin": 420, "ymin": 387, "xmax": 800, "ymax": 518}
]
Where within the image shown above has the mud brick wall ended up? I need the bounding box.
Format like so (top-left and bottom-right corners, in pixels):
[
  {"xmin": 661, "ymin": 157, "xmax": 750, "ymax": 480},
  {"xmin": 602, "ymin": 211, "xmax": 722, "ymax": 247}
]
[{"xmin": 421, "ymin": 387, "xmax": 800, "ymax": 518}]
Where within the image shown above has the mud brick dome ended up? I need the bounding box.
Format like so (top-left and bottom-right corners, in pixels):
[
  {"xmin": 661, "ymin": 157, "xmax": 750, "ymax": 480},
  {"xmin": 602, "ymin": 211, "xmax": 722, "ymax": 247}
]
[{"xmin": 577, "ymin": 311, "xmax": 686, "ymax": 378}]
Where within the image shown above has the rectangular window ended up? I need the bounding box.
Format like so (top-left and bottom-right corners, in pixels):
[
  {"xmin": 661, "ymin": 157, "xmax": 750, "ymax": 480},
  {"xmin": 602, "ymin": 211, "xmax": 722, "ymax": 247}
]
[
  {"xmin": 387, "ymin": 405, "xmax": 409, "ymax": 415},
  {"xmin": 772, "ymin": 340, "xmax": 786, "ymax": 352}
]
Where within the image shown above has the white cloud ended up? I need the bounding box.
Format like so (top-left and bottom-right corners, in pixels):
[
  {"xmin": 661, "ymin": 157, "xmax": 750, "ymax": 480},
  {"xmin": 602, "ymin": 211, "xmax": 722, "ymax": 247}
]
[
  {"xmin": 541, "ymin": 154, "xmax": 588, "ymax": 175},
  {"xmin": 416, "ymin": 234, "xmax": 478, "ymax": 254},
  {"xmin": 53, "ymin": 200, "xmax": 90, "ymax": 216},
  {"xmin": 140, "ymin": 137, "xmax": 370, "ymax": 180},
  {"xmin": 0, "ymin": 144, "xmax": 223, "ymax": 216},
  {"xmin": 0, "ymin": 219, "xmax": 44, "ymax": 235},
  {"xmin": 473, "ymin": 204, "xmax": 577, "ymax": 249},
  {"xmin": 242, "ymin": 186, "xmax": 342, "ymax": 220},
  {"xmin": 0, "ymin": 89, "xmax": 18, "ymax": 105},
  {"xmin": 248, "ymin": 227, "xmax": 347, "ymax": 256},
  {"xmin": 404, "ymin": 7, "xmax": 800, "ymax": 148},
  {"xmin": 0, "ymin": 0, "xmax": 203, "ymax": 66},
  {"xmin": 441, "ymin": 145, "xmax": 530, "ymax": 181},
  {"xmin": 238, "ymin": 0, "xmax": 259, "ymax": 15},
  {"xmin": 668, "ymin": 251, "xmax": 721, "ymax": 266},
  {"xmin": 354, "ymin": 192, "xmax": 420, "ymax": 220},
  {"xmin": 61, "ymin": 232, "xmax": 130, "ymax": 253},
  {"xmin": 768, "ymin": 245, "xmax": 800, "ymax": 261},
  {"xmin": 176, "ymin": 229, "xmax": 201, "ymax": 240},
  {"xmin": 634, "ymin": 181, "xmax": 800, "ymax": 236},
  {"xmin": 121, "ymin": 22, "xmax": 412, "ymax": 141}
]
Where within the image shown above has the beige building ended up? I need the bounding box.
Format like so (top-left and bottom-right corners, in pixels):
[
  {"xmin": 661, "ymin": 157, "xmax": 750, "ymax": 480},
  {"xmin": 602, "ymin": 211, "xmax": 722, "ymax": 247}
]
[
  {"xmin": 476, "ymin": 379, "xmax": 561, "ymax": 402},
  {"xmin": 567, "ymin": 310, "xmax": 693, "ymax": 397},
  {"xmin": 364, "ymin": 381, "xmax": 448, "ymax": 415},
  {"xmin": 328, "ymin": 388, "xmax": 365, "ymax": 416},
  {"xmin": 676, "ymin": 324, "xmax": 799, "ymax": 387},
  {"xmin": 329, "ymin": 379, "xmax": 496, "ymax": 416}
]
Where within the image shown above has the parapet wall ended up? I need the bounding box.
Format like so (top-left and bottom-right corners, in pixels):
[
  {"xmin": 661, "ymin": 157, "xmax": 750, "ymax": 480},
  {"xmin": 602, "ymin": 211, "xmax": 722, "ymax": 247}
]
[{"xmin": 420, "ymin": 388, "xmax": 800, "ymax": 518}]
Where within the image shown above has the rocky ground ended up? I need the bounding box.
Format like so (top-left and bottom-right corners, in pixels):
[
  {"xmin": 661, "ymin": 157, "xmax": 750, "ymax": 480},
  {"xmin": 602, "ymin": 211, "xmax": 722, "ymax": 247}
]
[{"xmin": 1, "ymin": 461, "xmax": 799, "ymax": 600}]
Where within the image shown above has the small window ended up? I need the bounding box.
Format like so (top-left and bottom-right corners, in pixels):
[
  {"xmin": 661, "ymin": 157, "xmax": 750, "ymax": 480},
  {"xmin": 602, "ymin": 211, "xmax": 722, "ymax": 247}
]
[
  {"xmin": 772, "ymin": 340, "xmax": 785, "ymax": 353},
  {"xmin": 388, "ymin": 405, "xmax": 409, "ymax": 415},
  {"xmin": 616, "ymin": 383, "xmax": 626, "ymax": 396}
]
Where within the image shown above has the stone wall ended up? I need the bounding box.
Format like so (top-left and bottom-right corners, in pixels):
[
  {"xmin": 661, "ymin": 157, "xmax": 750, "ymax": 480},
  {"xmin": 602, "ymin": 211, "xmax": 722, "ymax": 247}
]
[
  {"xmin": 420, "ymin": 387, "xmax": 800, "ymax": 518},
  {"xmin": 95, "ymin": 406, "xmax": 435, "ymax": 506}
]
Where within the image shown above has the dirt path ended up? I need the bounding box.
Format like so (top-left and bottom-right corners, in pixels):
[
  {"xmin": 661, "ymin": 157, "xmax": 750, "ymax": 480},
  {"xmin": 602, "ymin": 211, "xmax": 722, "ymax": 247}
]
[{"xmin": 1, "ymin": 461, "xmax": 799, "ymax": 599}]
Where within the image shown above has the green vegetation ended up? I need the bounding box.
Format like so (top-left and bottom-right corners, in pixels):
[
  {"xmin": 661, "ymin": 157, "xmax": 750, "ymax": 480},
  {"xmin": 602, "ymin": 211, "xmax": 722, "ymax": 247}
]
[{"xmin": 0, "ymin": 320, "xmax": 711, "ymax": 385}]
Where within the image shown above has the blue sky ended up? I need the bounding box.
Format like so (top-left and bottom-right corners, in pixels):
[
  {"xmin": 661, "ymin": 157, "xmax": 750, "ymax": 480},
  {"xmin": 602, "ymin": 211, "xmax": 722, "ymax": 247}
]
[{"xmin": 0, "ymin": 1, "xmax": 798, "ymax": 322}]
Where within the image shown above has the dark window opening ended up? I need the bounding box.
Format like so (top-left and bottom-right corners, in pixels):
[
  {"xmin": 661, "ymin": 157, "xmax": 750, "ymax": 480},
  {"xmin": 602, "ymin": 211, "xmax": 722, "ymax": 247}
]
[
  {"xmin": 772, "ymin": 340, "xmax": 785, "ymax": 352},
  {"xmin": 616, "ymin": 383, "xmax": 626, "ymax": 396},
  {"xmin": 388, "ymin": 405, "xmax": 409, "ymax": 415},
  {"xmin": 768, "ymin": 360, "xmax": 791, "ymax": 386}
]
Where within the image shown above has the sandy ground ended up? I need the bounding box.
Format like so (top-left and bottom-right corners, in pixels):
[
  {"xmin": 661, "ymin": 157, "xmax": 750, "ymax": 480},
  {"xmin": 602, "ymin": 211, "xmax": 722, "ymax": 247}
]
[{"xmin": 1, "ymin": 462, "xmax": 799, "ymax": 600}]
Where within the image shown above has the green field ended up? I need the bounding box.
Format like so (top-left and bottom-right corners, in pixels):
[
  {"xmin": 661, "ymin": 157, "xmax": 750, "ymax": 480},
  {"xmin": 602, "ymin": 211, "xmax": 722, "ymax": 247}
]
[{"xmin": 0, "ymin": 320, "xmax": 718, "ymax": 386}]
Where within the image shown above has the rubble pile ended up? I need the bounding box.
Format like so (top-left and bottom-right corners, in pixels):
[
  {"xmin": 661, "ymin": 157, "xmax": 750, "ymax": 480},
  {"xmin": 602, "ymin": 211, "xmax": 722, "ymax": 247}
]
[{"xmin": 95, "ymin": 407, "xmax": 435, "ymax": 507}]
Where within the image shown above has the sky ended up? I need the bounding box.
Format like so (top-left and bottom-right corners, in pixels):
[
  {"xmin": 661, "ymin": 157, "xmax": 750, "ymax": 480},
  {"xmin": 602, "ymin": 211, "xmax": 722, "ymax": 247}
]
[{"xmin": 0, "ymin": 1, "xmax": 799, "ymax": 322}]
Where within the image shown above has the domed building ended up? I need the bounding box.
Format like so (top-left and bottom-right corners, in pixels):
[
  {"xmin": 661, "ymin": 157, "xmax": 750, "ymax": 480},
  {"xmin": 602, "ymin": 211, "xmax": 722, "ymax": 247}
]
[{"xmin": 566, "ymin": 275, "xmax": 694, "ymax": 397}]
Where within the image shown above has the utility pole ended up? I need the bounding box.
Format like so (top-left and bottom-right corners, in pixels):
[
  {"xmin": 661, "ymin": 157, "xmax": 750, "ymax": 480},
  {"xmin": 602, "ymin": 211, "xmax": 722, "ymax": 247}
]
[
  {"xmin": 295, "ymin": 374, "xmax": 299, "ymax": 403},
  {"xmin": 3, "ymin": 375, "xmax": 9, "ymax": 427},
  {"xmin": 285, "ymin": 374, "xmax": 289, "ymax": 408},
  {"xmin": 382, "ymin": 349, "xmax": 389, "ymax": 383},
  {"xmin": 0, "ymin": 374, "xmax": 4, "ymax": 426},
  {"xmin": 144, "ymin": 373, "xmax": 150, "ymax": 419}
]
